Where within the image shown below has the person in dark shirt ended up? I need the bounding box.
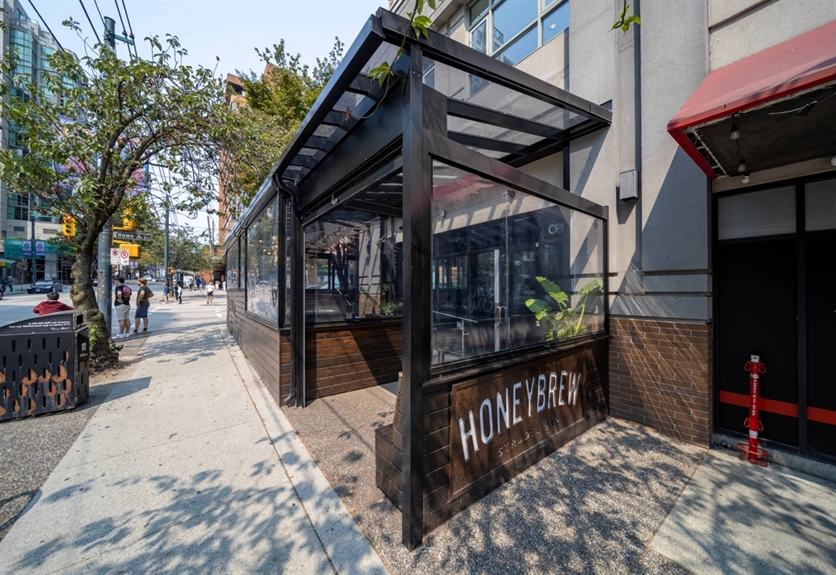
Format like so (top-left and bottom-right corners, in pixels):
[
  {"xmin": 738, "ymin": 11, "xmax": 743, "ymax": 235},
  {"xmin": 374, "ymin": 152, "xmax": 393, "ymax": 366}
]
[{"xmin": 33, "ymin": 292, "xmax": 73, "ymax": 316}]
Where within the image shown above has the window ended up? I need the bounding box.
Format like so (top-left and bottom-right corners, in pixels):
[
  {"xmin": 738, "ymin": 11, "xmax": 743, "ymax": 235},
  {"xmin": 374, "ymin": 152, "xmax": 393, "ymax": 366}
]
[
  {"xmin": 226, "ymin": 239, "xmax": 239, "ymax": 289},
  {"xmin": 246, "ymin": 196, "xmax": 280, "ymax": 324},
  {"xmin": 10, "ymin": 29, "xmax": 34, "ymax": 79},
  {"xmin": 468, "ymin": 0, "xmax": 569, "ymax": 65},
  {"xmin": 304, "ymin": 207, "xmax": 404, "ymax": 324},
  {"xmin": 432, "ymin": 161, "xmax": 604, "ymax": 365}
]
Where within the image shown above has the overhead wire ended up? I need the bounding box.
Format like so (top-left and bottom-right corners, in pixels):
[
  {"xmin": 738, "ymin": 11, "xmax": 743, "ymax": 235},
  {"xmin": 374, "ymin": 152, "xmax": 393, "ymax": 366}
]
[
  {"xmin": 120, "ymin": 0, "xmax": 138, "ymax": 58},
  {"xmin": 78, "ymin": 0, "xmax": 102, "ymax": 45},
  {"xmin": 111, "ymin": 0, "xmax": 135, "ymax": 59},
  {"xmin": 26, "ymin": 0, "xmax": 66, "ymax": 51},
  {"xmin": 92, "ymin": 0, "xmax": 105, "ymax": 25}
]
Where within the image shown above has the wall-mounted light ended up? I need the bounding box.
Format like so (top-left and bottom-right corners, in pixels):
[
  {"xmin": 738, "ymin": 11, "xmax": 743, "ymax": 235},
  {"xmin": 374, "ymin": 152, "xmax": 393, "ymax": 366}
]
[{"xmin": 730, "ymin": 122, "xmax": 741, "ymax": 141}]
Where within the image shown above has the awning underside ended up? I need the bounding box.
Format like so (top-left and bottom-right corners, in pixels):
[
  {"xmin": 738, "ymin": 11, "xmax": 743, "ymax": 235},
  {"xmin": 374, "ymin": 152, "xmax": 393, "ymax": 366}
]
[{"xmin": 668, "ymin": 20, "xmax": 836, "ymax": 179}]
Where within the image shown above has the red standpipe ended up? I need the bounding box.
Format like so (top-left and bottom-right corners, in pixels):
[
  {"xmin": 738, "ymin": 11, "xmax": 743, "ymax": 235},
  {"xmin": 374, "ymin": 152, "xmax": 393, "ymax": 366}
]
[{"xmin": 737, "ymin": 354, "xmax": 769, "ymax": 467}]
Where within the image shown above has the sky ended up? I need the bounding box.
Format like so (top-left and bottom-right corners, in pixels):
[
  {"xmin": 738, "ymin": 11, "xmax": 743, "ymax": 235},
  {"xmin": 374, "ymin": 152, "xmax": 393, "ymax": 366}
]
[{"xmin": 29, "ymin": 0, "xmax": 388, "ymax": 236}]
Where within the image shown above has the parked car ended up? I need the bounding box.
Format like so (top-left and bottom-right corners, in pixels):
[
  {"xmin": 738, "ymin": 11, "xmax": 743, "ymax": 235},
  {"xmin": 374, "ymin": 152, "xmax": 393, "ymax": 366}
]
[
  {"xmin": 28, "ymin": 280, "xmax": 62, "ymax": 294},
  {"xmin": 142, "ymin": 275, "xmax": 154, "ymax": 282}
]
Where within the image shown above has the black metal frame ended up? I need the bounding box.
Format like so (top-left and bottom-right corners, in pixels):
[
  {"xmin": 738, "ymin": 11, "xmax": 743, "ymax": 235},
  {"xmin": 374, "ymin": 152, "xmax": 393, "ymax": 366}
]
[{"xmin": 223, "ymin": 8, "xmax": 613, "ymax": 548}]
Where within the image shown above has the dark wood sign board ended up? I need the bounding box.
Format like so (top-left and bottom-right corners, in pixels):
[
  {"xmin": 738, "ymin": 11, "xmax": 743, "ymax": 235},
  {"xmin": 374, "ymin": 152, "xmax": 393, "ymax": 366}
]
[{"xmin": 448, "ymin": 342, "xmax": 608, "ymax": 500}]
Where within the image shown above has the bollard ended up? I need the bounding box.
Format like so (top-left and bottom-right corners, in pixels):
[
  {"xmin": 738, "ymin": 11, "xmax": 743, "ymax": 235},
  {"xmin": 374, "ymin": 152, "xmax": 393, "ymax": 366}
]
[{"xmin": 736, "ymin": 354, "xmax": 769, "ymax": 467}]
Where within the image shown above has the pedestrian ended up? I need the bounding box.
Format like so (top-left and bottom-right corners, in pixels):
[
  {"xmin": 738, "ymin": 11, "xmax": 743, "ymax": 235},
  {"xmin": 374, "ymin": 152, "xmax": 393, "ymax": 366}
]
[
  {"xmin": 114, "ymin": 276, "xmax": 132, "ymax": 339},
  {"xmin": 175, "ymin": 281, "xmax": 183, "ymax": 304},
  {"xmin": 206, "ymin": 281, "xmax": 214, "ymax": 304},
  {"xmin": 133, "ymin": 278, "xmax": 154, "ymax": 334},
  {"xmin": 1, "ymin": 277, "xmax": 12, "ymax": 293},
  {"xmin": 162, "ymin": 283, "xmax": 170, "ymax": 303},
  {"xmin": 33, "ymin": 292, "xmax": 73, "ymax": 316}
]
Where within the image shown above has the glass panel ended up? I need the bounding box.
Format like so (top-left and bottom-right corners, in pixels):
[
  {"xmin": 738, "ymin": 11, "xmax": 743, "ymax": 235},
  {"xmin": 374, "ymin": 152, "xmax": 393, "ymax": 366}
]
[
  {"xmin": 543, "ymin": 1, "xmax": 569, "ymax": 43},
  {"xmin": 492, "ymin": 0, "xmax": 537, "ymax": 51},
  {"xmin": 432, "ymin": 161, "xmax": 605, "ymax": 365},
  {"xmin": 471, "ymin": 19, "xmax": 488, "ymax": 54},
  {"xmin": 284, "ymin": 199, "xmax": 292, "ymax": 326},
  {"xmin": 805, "ymin": 179, "xmax": 836, "ymax": 231},
  {"xmin": 448, "ymin": 115, "xmax": 542, "ymax": 146},
  {"xmin": 496, "ymin": 26, "xmax": 538, "ymax": 66},
  {"xmin": 226, "ymin": 240, "xmax": 239, "ymax": 289},
  {"xmin": 304, "ymin": 170, "xmax": 404, "ymax": 324},
  {"xmin": 469, "ymin": 0, "xmax": 490, "ymax": 25},
  {"xmin": 246, "ymin": 196, "xmax": 280, "ymax": 323},
  {"xmin": 431, "ymin": 61, "xmax": 583, "ymax": 131},
  {"xmin": 718, "ymin": 186, "xmax": 796, "ymax": 240}
]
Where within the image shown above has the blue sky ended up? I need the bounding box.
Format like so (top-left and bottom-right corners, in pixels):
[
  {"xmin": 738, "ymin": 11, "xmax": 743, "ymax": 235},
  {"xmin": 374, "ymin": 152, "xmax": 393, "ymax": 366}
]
[{"xmin": 35, "ymin": 1, "xmax": 388, "ymax": 74}]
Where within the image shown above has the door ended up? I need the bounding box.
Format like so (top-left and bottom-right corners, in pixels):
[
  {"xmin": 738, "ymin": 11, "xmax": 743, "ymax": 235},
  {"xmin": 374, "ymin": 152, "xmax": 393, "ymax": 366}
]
[{"xmin": 716, "ymin": 178, "xmax": 836, "ymax": 459}]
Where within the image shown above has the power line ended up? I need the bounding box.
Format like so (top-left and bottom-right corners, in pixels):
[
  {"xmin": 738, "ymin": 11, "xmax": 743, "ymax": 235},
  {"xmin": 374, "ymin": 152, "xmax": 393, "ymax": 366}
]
[
  {"xmin": 92, "ymin": 0, "xmax": 105, "ymax": 25},
  {"xmin": 78, "ymin": 0, "xmax": 102, "ymax": 45},
  {"xmin": 111, "ymin": 0, "xmax": 134, "ymax": 58},
  {"xmin": 26, "ymin": 0, "xmax": 65, "ymax": 52},
  {"xmin": 120, "ymin": 0, "xmax": 138, "ymax": 57}
]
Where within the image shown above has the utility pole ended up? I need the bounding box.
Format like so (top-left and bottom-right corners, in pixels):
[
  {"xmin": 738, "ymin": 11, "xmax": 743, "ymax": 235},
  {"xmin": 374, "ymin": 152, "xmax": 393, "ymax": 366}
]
[
  {"xmin": 96, "ymin": 16, "xmax": 117, "ymax": 334},
  {"xmin": 29, "ymin": 193, "xmax": 37, "ymax": 283},
  {"xmin": 164, "ymin": 199, "xmax": 170, "ymax": 293}
]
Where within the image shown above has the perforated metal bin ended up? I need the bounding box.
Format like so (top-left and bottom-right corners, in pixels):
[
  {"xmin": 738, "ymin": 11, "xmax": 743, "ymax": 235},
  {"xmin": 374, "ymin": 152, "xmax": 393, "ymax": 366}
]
[{"xmin": 0, "ymin": 310, "xmax": 90, "ymax": 421}]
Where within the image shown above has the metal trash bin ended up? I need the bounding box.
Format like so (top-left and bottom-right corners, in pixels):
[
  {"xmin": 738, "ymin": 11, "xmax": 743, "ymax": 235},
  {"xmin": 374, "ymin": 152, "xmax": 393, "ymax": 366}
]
[{"xmin": 0, "ymin": 310, "xmax": 90, "ymax": 421}]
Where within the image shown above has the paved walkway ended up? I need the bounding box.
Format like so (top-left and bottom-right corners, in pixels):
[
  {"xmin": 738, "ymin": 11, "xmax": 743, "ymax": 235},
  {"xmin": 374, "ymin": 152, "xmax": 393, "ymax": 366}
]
[{"xmin": 0, "ymin": 291, "xmax": 385, "ymax": 574}]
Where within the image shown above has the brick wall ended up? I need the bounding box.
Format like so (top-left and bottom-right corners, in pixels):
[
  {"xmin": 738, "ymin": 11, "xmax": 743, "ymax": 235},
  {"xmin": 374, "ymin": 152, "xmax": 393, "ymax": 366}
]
[{"xmin": 609, "ymin": 317, "xmax": 713, "ymax": 445}]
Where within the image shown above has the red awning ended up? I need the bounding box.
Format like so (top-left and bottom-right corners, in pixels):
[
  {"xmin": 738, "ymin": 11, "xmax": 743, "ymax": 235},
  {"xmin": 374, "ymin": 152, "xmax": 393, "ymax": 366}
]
[{"xmin": 668, "ymin": 20, "xmax": 836, "ymax": 179}]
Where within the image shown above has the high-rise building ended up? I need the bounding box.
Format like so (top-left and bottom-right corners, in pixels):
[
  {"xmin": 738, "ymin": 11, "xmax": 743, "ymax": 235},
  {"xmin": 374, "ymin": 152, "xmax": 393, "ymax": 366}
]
[{"xmin": 0, "ymin": 0, "xmax": 77, "ymax": 285}]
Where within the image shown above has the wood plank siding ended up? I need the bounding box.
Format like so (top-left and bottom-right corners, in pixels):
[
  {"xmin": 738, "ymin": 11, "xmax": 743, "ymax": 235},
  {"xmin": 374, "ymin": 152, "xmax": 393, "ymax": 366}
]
[{"xmin": 227, "ymin": 293, "xmax": 402, "ymax": 406}]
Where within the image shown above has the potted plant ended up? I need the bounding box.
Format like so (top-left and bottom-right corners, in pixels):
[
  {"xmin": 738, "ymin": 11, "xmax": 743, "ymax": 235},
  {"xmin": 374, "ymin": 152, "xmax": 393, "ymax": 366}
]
[{"xmin": 525, "ymin": 276, "xmax": 603, "ymax": 341}]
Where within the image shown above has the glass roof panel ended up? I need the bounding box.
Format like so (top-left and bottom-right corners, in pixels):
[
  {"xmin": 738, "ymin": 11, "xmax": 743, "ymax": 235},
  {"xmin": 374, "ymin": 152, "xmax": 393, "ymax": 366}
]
[
  {"xmin": 447, "ymin": 116, "xmax": 542, "ymax": 146},
  {"xmin": 427, "ymin": 60, "xmax": 585, "ymax": 132}
]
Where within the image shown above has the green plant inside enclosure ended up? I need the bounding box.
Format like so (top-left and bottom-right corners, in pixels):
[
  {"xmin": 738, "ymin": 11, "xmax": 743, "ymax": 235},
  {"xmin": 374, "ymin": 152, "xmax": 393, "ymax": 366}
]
[{"xmin": 525, "ymin": 276, "xmax": 603, "ymax": 340}]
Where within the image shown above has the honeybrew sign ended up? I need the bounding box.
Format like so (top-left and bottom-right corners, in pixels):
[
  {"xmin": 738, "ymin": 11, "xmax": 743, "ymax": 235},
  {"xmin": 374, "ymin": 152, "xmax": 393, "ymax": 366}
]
[{"xmin": 449, "ymin": 345, "xmax": 606, "ymax": 497}]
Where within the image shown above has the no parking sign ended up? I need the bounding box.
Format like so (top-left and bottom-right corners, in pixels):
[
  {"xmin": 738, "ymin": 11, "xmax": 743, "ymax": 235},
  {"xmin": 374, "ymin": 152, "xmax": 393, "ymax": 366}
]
[{"xmin": 110, "ymin": 248, "xmax": 121, "ymax": 265}]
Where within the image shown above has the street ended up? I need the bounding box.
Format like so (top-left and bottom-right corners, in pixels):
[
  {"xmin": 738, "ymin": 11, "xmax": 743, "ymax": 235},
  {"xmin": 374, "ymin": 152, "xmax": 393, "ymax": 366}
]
[{"xmin": 0, "ymin": 280, "xmax": 192, "ymax": 334}]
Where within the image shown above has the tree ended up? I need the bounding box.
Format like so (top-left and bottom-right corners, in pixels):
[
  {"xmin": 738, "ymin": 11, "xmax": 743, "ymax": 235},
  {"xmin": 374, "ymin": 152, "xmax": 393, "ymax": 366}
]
[
  {"xmin": 0, "ymin": 28, "xmax": 233, "ymax": 361},
  {"xmin": 218, "ymin": 38, "xmax": 343, "ymax": 217},
  {"xmin": 138, "ymin": 225, "xmax": 211, "ymax": 273}
]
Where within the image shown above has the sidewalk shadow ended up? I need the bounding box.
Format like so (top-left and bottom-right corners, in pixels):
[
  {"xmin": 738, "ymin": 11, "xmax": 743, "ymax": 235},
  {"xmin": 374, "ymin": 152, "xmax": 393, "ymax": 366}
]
[{"xmin": 9, "ymin": 469, "xmax": 334, "ymax": 574}]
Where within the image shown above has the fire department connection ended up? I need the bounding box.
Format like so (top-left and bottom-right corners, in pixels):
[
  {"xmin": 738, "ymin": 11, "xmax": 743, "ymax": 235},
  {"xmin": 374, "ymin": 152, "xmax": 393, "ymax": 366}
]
[{"xmin": 737, "ymin": 354, "xmax": 770, "ymax": 467}]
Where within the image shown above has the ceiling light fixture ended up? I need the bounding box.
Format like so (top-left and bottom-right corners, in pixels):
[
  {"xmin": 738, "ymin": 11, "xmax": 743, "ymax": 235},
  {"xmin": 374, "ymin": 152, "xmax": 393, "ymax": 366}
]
[
  {"xmin": 830, "ymin": 155, "xmax": 836, "ymax": 167},
  {"xmin": 737, "ymin": 161, "xmax": 747, "ymax": 173},
  {"xmin": 742, "ymin": 173, "xmax": 750, "ymax": 184},
  {"xmin": 730, "ymin": 123, "xmax": 741, "ymax": 141}
]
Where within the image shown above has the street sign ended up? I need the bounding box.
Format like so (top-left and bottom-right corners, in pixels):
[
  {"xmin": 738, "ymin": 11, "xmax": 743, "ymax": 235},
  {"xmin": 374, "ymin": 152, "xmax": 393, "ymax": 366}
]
[
  {"xmin": 110, "ymin": 248, "xmax": 121, "ymax": 265},
  {"xmin": 113, "ymin": 231, "xmax": 152, "ymax": 242},
  {"xmin": 119, "ymin": 248, "xmax": 130, "ymax": 265}
]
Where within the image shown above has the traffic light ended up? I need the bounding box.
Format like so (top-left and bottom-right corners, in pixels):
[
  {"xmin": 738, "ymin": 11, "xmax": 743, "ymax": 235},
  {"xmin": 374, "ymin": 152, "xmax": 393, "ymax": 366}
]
[
  {"xmin": 113, "ymin": 208, "xmax": 136, "ymax": 231},
  {"xmin": 62, "ymin": 215, "xmax": 76, "ymax": 237}
]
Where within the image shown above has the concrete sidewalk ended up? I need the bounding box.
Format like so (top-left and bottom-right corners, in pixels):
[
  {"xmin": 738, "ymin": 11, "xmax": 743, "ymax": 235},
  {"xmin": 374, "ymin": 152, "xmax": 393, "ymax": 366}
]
[{"xmin": 0, "ymin": 293, "xmax": 386, "ymax": 574}]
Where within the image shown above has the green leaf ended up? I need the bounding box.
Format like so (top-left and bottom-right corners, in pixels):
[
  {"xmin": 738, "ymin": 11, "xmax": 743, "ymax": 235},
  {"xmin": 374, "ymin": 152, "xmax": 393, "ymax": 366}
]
[
  {"xmin": 525, "ymin": 298, "xmax": 552, "ymax": 320},
  {"xmin": 367, "ymin": 62, "xmax": 391, "ymax": 85},
  {"xmin": 416, "ymin": 0, "xmax": 424, "ymax": 15},
  {"xmin": 427, "ymin": 0, "xmax": 437, "ymax": 10},
  {"xmin": 577, "ymin": 278, "xmax": 603, "ymax": 297},
  {"xmin": 535, "ymin": 276, "xmax": 568, "ymax": 305}
]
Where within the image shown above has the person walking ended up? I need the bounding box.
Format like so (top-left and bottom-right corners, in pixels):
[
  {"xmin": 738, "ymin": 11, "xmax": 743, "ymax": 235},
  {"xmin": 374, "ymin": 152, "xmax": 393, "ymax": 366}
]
[
  {"xmin": 114, "ymin": 276, "xmax": 132, "ymax": 339},
  {"xmin": 206, "ymin": 281, "xmax": 214, "ymax": 304},
  {"xmin": 133, "ymin": 278, "xmax": 154, "ymax": 333},
  {"xmin": 162, "ymin": 283, "xmax": 170, "ymax": 303},
  {"xmin": 33, "ymin": 292, "xmax": 73, "ymax": 316},
  {"xmin": 175, "ymin": 282, "xmax": 183, "ymax": 304}
]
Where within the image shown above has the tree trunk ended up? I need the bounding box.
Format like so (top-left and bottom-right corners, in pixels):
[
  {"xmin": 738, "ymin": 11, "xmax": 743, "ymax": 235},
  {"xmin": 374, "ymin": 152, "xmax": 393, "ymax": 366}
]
[{"xmin": 70, "ymin": 230, "xmax": 118, "ymax": 365}]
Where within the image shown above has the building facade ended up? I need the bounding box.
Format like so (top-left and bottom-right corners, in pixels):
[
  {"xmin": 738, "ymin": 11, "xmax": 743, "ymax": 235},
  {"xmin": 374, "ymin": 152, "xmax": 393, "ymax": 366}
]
[
  {"xmin": 224, "ymin": 1, "xmax": 834, "ymax": 546},
  {"xmin": 388, "ymin": 0, "xmax": 835, "ymax": 456},
  {"xmin": 0, "ymin": 0, "xmax": 75, "ymax": 285}
]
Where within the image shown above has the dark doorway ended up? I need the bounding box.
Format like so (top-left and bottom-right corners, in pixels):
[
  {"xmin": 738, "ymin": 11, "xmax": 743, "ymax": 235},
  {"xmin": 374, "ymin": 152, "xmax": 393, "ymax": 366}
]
[{"xmin": 715, "ymin": 177, "xmax": 836, "ymax": 459}]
